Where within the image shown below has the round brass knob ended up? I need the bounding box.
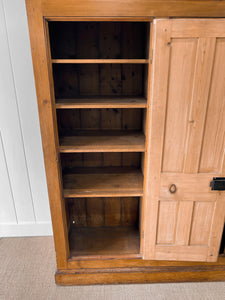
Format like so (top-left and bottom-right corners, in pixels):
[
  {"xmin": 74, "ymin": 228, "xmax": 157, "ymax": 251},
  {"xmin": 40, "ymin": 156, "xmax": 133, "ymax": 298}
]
[{"xmin": 169, "ymin": 184, "xmax": 177, "ymax": 194}]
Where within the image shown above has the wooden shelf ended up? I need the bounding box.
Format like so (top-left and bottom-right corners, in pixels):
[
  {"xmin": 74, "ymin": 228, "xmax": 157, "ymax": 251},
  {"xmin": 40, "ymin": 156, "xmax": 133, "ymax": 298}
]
[
  {"xmin": 59, "ymin": 131, "xmax": 145, "ymax": 153},
  {"xmin": 55, "ymin": 97, "xmax": 147, "ymax": 109},
  {"xmin": 52, "ymin": 59, "xmax": 148, "ymax": 64},
  {"xmin": 69, "ymin": 226, "xmax": 140, "ymax": 259},
  {"xmin": 63, "ymin": 169, "xmax": 143, "ymax": 197}
]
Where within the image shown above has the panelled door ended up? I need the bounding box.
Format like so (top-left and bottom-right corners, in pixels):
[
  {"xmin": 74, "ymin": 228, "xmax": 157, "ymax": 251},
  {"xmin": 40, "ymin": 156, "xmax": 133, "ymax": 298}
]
[{"xmin": 143, "ymin": 19, "xmax": 225, "ymax": 262}]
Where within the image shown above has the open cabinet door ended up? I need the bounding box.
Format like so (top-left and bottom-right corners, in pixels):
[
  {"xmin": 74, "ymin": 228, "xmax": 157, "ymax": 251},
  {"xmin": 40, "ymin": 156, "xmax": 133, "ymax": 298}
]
[{"xmin": 142, "ymin": 19, "xmax": 225, "ymax": 262}]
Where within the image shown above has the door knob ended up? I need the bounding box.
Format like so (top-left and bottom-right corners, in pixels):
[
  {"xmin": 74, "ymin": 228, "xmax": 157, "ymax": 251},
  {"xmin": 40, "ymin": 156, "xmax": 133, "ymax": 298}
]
[{"xmin": 169, "ymin": 184, "xmax": 177, "ymax": 194}]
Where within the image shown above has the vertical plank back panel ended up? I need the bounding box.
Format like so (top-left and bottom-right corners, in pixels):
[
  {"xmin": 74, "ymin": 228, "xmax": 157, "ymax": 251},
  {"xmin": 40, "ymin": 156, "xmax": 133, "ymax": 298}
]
[
  {"xmin": 105, "ymin": 198, "xmax": 121, "ymax": 226},
  {"xmin": 86, "ymin": 198, "xmax": 105, "ymax": 227}
]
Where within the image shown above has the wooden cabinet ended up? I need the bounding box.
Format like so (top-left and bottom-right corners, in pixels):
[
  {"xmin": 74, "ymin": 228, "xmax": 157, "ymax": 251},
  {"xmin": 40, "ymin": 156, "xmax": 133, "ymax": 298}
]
[{"xmin": 26, "ymin": 0, "xmax": 225, "ymax": 285}]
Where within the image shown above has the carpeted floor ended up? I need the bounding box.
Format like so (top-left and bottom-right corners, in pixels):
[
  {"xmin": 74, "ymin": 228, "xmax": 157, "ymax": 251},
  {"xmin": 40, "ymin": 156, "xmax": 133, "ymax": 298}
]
[{"xmin": 0, "ymin": 237, "xmax": 224, "ymax": 300}]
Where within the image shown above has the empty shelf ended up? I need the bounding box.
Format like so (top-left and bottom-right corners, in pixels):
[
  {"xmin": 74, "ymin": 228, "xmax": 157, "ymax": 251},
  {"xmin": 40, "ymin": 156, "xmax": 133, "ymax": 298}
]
[
  {"xmin": 63, "ymin": 169, "xmax": 143, "ymax": 197},
  {"xmin": 69, "ymin": 226, "xmax": 140, "ymax": 259},
  {"xmin": 52, "ymin": 59, "xmax": 148, "ymax": 64},
  {"xmin": 59, "ymin": 132, "xmax": 145, "ymax": 153},
  {"xmin": 55, "ymin": 97, "xmax": 147, "ymax": 109}
]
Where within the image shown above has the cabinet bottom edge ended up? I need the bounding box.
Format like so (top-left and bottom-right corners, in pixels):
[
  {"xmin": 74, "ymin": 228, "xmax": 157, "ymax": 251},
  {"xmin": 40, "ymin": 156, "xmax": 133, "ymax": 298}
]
[{"xmin": 55, "ymin": 265, "xmax": 225, "ymax": 285}]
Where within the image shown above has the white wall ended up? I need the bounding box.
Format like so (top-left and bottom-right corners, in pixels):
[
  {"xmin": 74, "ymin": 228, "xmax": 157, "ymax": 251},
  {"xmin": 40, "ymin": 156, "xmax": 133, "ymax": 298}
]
[{"xmin": 0, "ymin": 0, "xmax": 52, "ymax": 236}]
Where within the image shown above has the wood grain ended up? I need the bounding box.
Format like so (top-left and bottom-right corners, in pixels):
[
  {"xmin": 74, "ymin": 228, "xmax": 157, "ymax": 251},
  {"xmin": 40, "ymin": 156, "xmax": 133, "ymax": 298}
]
[
  {"xmin": 60, "ymin": 152, "xmax": 141, "ymax": 171},
  {"xmin": 199, "ymin": 39, "xmax": 225, "ymax": 173},
  {"xmin": 53, "ymin": 64, "xmax": 145, "ymax": 98},
  {"xmin": 207, "ymin": 194, "xmax": 225, "ymax": 261},
  {"xmin": 67, "ymin": 255, "xmax": 225, "ymax": 269},
  {"xmin": 105, "ymin": 197, "xmax": 121, "ymax": 226},
  {"xmin": 122, "ymin": 197, "xmax": 139, "ymax": 226},
  {"xmin": 56, "ymin": 256, "xmax": 225, "ymax": 284},
  {"xmin": 42, "ymin": 1, "xmax": 225, "ymax": 18},
  {"xmin": 142, "ymin": 19, "xmax": 172, "ymax": 259},
  {"xmin": 67, "ymin": 197, "xmax": 140, "ymax": 229},
  {"xmin": 175, "ymin": 201, "xmax": 193, "ymax": 246},
  {"xmin": 154, "ymin": 245, "xmax": 209, "ymax": 262},
  {"xmin": 69, "ymin": 226, "xmax": 140, "ymax": 257},
  {"xmin": 189, "ymin": 202, "xmax": 215, "ymax": 246},
  {"xmin": 144, "ymin": 19, "xmax": 225, "ymax": 263},
  {"xmin": 86, "ymin": 198, "xmax": 104, "ymax": 226},
  {"xmin": 26, "ymin": 0, "xmax": 225, "ymax": 284},
  {"xmin": 160, "ymin": 173, "xmax": 217, "ymax": 202},
  {"xmin": 59, "ymin": 132, "xmax": 145, "ymax": 152},
  {"xmin": 25, "ymin": 0, "xmax": 69, "ymax": 269},
  {"xmin": 171, "ymin": 19, "xmax": 225, "ymax": 37},
  {"xmin": 55, "ymin": 97, "xmax": 147, "ymax": 108},
  {"xmin": 162, "ymin": 38, "xmax": 197, "ymax": 172},
  {"xmin": 183, "ymin": 38, "xmax": 216, "ymax": 173},
  {"xmin": 156, "ymin": 201, "xmax": 177, "ymax": 244},
  {"xmin": 63, "ymin": 170, "xmax": 143, "ymax": 197}
]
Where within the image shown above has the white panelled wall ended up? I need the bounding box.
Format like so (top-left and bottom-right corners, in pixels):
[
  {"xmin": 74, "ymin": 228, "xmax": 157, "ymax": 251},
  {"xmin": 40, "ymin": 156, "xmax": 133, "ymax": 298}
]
[{"xmin": 0, "ymin": 0, "xmax": 52, "ymax": 236}]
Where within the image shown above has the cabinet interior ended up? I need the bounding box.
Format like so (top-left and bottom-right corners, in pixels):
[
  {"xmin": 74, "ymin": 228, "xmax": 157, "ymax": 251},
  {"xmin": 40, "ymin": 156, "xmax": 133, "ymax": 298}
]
[
  {"xmin": 49, "ymin": 22, "xmax": 149, "ymax": 59},
  {"xmin": 66, "ymin": 197, "xmax": 140, "ymax": 257},
  {"xmin": 49, "ymin": 20, "xmax": 149, "ymax": 259}
]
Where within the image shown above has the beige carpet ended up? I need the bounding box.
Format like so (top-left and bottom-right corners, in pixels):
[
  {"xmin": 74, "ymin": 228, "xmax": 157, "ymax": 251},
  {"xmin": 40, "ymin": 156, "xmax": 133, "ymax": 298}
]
[{"xmin": 0, "ymin": 237, "xmax": 225, "ymax": 300}]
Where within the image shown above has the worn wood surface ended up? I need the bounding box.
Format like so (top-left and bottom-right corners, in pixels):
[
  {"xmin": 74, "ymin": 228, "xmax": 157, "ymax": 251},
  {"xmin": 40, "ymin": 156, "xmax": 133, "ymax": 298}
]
[
  {"xmin": 26, "ymin": 0, "xmax": 225, "ymax": 285},
  {"xmin": 69, "ymin": 226, "xmax": 140, "ymax": 257},
  {"xmin": 63, "ymin": 170, "xmax": 143, "ymax": 197},
  {"xmin": 53, "ymin": 64, "xmax": 145, "ymax": 98},
  {"xmin": 42, "ymin": 0, "xmax": 225, "ymax": 17},
  {"xmin": 61, "ymin": 153, "xmax": 141, "ymax": 171},
  {"xmin": 56, "ymin": 256, "xmax": 225, "ymax": 285},
  {"xmin": 25, "ymin": 0, "xmax": 69, "ymax": 269},
  {"xmin": 67, "ymin": 197, "xmax": 139, "ymax": 229},
  {"xmin": 142, "ymin": 19, "xmax": 171, "ymax": 260},
  {"xmin": 143, "ymin": 19, "xmax": 225, "ymax": 262},
  {"xmin": 55, "ymin": 97, "xmax": 147, "ymax": 109},
  {"xmin": 59, "ymin": 132, "xmax": 145, "ymax": 153}
]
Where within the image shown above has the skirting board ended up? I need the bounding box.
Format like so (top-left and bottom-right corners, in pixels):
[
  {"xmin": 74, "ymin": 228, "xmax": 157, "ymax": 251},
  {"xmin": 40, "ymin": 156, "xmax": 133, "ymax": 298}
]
[
  {"xmin": 0, "ymin": 222, "xmax": 52, "ymax": 237},
  {"xmin": 55, "ymin": 256, "xmax": 225, "ymax": 285}
]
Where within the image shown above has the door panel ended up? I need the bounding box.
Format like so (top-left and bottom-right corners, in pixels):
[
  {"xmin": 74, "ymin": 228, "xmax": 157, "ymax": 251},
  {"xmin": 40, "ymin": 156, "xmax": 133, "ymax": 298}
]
[
  {"xmin": 189, "ymin": 202, "xmax": 215, "ymax": 246},
  {"xmin": 157, "ymin": 201, "xmax": 177, "ymax": 244},
  {"xmin": 176, "ymin": 201, "xmax": 193, "ymax": 246},
  {"xmin": 143, "ymin": 19, "xmax": 225, "ymax": 262},
  {"xmin": 199, "ymin": 39, "xmax": 225, "ymax": 173},
  {"xmin": 162, "ymin": 38, "xmax": 197, "ymax": 173}
]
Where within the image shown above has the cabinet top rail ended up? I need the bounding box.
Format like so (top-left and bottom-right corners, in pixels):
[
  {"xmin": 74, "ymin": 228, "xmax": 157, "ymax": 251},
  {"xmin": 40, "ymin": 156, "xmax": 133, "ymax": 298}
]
[{"xmin": 26, "ymin": 0, "xmax": 225, "ymax": 18}]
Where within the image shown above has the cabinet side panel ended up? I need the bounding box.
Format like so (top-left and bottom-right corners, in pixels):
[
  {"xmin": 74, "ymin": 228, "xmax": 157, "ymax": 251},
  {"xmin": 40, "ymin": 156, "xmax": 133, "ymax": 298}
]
[{"xmin": 25, "ymin": 0, "xmax": 69, "ymax": 268}]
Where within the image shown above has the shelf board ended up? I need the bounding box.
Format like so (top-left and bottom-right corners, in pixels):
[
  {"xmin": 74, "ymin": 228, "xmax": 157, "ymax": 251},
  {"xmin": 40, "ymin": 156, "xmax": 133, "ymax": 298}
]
[
  {"xmin": 63, "ymin": 169, "xmax": 143, "ymax": 197},
  {"xmin": 55, "ymin": 97, "xmax": 147, "ymax": 109},
  {"xmin": 52, "ymin": 59, "xmax": 148, "ymax": 64},
  {"xmin": 59, "ymin": 131, "xmax": 145, "ymax": 153},
  {"xmin": 69, "ymin": 226, "xmax": 140, "ymax": 259}
]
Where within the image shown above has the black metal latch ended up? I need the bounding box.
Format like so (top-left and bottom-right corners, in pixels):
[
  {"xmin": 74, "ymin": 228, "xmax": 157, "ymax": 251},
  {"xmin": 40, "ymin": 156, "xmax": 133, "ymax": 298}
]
[{"xmin": 210, "ymin": 177, "xmax": 225, "ymax": 191}]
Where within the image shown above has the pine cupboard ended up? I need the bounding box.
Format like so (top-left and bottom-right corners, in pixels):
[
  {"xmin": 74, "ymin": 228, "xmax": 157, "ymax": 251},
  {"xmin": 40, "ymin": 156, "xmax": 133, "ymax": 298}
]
[{"xmin": 25, "ymin": 0, "xmax": 225, "ymax": 285}]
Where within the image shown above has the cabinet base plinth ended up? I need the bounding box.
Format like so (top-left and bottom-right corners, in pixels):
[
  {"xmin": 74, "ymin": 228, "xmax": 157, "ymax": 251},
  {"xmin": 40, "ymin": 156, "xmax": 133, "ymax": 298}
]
[{"xmin": 55, "ymin": 257, "xmax": 225, "ymax": 285}]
